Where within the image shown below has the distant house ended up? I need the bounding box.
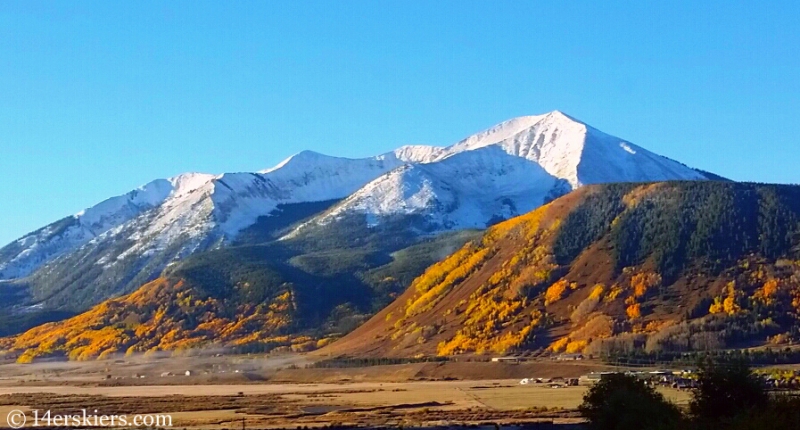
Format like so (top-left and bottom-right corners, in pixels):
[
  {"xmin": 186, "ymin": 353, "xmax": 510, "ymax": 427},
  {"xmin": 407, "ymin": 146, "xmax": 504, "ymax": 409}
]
[
  {"xmin": 553, "ymin": 353, "xmax": 584, "ymax": 361},
  {"xmin": 579, "ymin": 372, "xmax": 616, "ymax": 385},
  {"xmin": 491, "ymin": 356, "xmax": 521, "ymax": 363}
]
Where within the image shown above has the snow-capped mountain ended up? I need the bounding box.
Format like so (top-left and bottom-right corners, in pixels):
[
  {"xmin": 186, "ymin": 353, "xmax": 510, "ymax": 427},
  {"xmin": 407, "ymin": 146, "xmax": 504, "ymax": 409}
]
[
  {"xmin": 0, "ymin": 152, "xmax": 406, "ymax": 310},
  {"xmin": 287, "ymin": 111, "xmax": 708, "ymax": 237},
  {"xmin": 287, "ymin": 147, "xmax": 570, "ymax": 235},
  {"xmin": 0, "ymin": 110, "xmax": 714, "ymax": 315},
  {"xmin": 400, "ymin": 110, "xmax": 706, "ymax": 188},
  {"xmin": 0, "ymin": 179, "xmax": 177, "ymax": 280}
]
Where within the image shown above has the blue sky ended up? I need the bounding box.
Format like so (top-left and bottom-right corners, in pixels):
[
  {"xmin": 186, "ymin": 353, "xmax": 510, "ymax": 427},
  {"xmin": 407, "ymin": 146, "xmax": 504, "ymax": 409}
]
[{"xmin": 1, "ymin": 1, "xmax": 799, "ymax": 245}]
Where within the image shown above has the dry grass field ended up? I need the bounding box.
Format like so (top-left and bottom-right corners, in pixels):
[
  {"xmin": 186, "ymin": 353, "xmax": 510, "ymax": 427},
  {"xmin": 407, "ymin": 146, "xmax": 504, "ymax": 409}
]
[
  {"xmin": 0, "ymin": 380, "xmax": 692, "ymax": 429},
  {"xmin": 0, "ymin": 355, "xmax": 691, "ymax": 429}
]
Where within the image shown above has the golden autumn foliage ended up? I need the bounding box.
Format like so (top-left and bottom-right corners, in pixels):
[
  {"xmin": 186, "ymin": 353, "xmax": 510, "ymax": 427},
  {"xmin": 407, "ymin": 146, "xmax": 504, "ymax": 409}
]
[
  {"xmin": 549, "ymin": 337, "xmax": 570, "ymax": 353},
  {"xmin": 762, "ymin": 279, "xmax": 780, "ymax": 297},
  {"xmin": 380, "ymin": 203, "xmax": 566, "ymax": 357},
  {"xmin": 435, "ymin": 287, "xmax": 539, "ymax": 356},
  {"xmin": 605, "ymin": 284, "xmax": 623, "ymax": 302},
  {"xmin": 626, "ymin": 303, "xmax": 642, "ymax": 319},
  {"xmin": 565, "ymin": 339, "xmax": 588, "ymax": 353},
  {"xmin": 431, "ymin": 210, "xmax": 567, "ymax": 356},
  {"xmin": 754, "ymin": 279, "xmax": 781, "ymax": 305},
  {"xmin": 405, "ymin": 246, "xmax": 492, "ymax": 317},
  {"xmin": 2, "ymin": 277, "xmax": 315, "ymax": 362},
  {"xmin": 545, "ymin": 279, "xmax": 569, "ymax": 305},
  {"xmin": 589, "ymin": 284, "xmax": 605, "ymax": 301},
  {"xmin": 709, "ymin": 281, "xmax": 742, "ymax": 315}
]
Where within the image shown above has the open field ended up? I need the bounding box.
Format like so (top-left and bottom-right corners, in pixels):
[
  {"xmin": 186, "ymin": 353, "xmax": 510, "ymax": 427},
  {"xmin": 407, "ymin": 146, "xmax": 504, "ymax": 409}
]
[
  {"xmin": 0, "ymin": 355, "xmax": 696, "ymax": 429},
  {"xmin": 0, "ymin": 353, "xmax": 622, "ymax": 386},
  {"xmin": 0, "ymin": 380, "xmax": 692, "ymax": 429}
]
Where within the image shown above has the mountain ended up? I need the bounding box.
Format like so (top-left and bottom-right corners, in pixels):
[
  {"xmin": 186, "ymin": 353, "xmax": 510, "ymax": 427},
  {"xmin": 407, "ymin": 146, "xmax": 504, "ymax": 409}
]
[
  {"xmin": 0, "ymin": 110, "xmax": 716, "ymax": 340},
  {"xmin": 0, "ymin": 154, "xmax": 403, "ymax": 314},
  {"xmin": 287, "ymin": 111, "xmax": 708, "ymax": 239},
  {"xmin": 0, "ymin": 230, "xmax": 482, "ymax": 361},
  {"xmin": 392, "ymin": 111, "xmax": 708, "ymax": 188},
  {"xmin": 322, "ymin": 182, "xmax": 800, "ymax": 358},
  {"xmin": 444, "ymin": 111, "xmax": 708, "ymax": 188},
  {"xmin": 286, "ymin": 147, "xmax": 571, "ymax": 237}
]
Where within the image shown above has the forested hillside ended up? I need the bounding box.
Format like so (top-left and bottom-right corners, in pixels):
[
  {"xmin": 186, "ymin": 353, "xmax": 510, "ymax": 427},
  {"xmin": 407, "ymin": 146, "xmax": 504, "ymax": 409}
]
[
  {"xmin": 10, "ymin": 181, "xmax": 800, "ymax": 362},
  {"xmin": 324, "ymin": 182, "xmax": 800, "ymax": 357},
  {"xmin": 0, "ymin": 230, "xmax": 480, "ymax": 361}
]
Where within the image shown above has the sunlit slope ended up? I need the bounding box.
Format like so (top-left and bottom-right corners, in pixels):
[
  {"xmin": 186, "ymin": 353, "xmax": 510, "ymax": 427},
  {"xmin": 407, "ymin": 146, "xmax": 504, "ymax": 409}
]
[
  {"xmin": 323, "ymin": 182, "xmax": 800, "ymax": 357},
  {"xmin": 0, "ymin": 231, "xmax": 481, "ymax": 362}
]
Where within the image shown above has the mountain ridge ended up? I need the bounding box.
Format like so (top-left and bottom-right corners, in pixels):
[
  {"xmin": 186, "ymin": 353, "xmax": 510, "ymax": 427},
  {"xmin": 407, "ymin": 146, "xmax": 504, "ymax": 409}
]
[
  {"xmin": 0, "ymin": 110, "xmax": 716, "ymax": 338},
  {"xmin": 8, "ymin": 181, "xmax": 800, "ymax": 362}
]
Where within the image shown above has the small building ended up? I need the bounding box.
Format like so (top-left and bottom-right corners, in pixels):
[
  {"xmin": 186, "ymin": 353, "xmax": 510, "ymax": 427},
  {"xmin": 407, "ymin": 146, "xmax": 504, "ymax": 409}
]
[
  {"xmin": 553, "ymin": 353, "xmax": 584, "ymax": 361},
  {"xmin": 491, "ymin": 356, "xmax": 521, "ymax": 363},
  {"xmin": 579, "ymin": 372, "xmax": 616, "ymax": 385}
]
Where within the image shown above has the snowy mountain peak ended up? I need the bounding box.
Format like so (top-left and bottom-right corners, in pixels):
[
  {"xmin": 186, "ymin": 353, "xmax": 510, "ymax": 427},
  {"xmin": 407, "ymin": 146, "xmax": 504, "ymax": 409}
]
[
  {"xmin": 167, "ymin": 173, "xmax": 217, "ymax": 197},
  {"xmin": 259, "ymin": 150, "xmax": 337, "ymax": 174},
  {"xmin": 285, "ymin": 145, "xmax": 571, "ymax": 237},
  {"xmin": 438, "ymin": 110, "xmax": 704, "ymax": 188},
  {"xmin": 391, "ymin": 145, "xmax": 447, "ymax": 164},
  {"xmin": 0, "ymin": 110, "xmax": 715, "ymax": 312},
  {"xmin": 74, "ymin": 179, "xmax": 173, "ymax": 228},
  {"xmin": 545, "ymin": 109, "xmax": 580, "ymax": 122}
]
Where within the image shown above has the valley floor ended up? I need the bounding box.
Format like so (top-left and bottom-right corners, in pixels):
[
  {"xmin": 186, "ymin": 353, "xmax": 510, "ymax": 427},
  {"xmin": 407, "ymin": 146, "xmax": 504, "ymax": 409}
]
[{"xmin": 0, "ymin": 354, "xmax": 694, "ymax": 429}]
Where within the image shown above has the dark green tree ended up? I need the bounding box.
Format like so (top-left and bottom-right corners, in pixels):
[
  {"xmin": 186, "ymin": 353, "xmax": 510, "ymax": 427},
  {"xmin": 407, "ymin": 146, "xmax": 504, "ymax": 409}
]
[
  {"xmin": 689, "ymin": 358, "xmax": 769, "ymax": 428},
  {"xmin": 579, "ymin": 373, "xmax": 683, "ymax": 430},
  {"xmin": 725, "ymin": 395, "xmax": 800, "ymax": 430}
]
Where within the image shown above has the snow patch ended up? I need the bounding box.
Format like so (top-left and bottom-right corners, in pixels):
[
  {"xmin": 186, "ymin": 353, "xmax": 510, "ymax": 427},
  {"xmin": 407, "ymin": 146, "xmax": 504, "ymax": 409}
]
[{"xmin": 620, "ymin": 143, "xmax": 637, "ymax": 154}]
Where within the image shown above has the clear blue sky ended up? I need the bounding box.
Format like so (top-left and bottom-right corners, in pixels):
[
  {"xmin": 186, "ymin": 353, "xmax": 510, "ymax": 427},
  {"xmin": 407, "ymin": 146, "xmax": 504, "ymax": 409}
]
[{"xmin": 1, "ymin": 1, "xmax": 799, "ymax": 245}]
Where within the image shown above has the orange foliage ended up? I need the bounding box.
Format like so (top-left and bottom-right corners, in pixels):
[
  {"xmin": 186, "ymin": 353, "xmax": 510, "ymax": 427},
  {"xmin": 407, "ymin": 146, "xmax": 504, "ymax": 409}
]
[
  {"xmin": 549, "ymin": 337, "xmax": 570, "ymax": 353},
  {"xmin": 566, "ymin": 340, "xmax": 588, "ymax": 353},
  {"xmin": 626, "ymin": 303, "xmax": 642, "ymax": 319},
  {"xmin": 589, "ymin": 284, "xmax": 605, "ymax": 301},
  {"xmin": 754, "ymin": 279, "xmax": 781, "ymax": 306},
  {"xmin": 545, "ymin": 279, "xmax": 569, "ymax": 305},
  {"xmin": 1, "ymin": 277, "xmax": 313, "ymax": 362},
  {"xmin": 631, "ymin": 272, "xmax": 661, "ymax": 298},
  {"xmin": 709, "ymin": 281, "xmax": 742, "ymax": 315}
]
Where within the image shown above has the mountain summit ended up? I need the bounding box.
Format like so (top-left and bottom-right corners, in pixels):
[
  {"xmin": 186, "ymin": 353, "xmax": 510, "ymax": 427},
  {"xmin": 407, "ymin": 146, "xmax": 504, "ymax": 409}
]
[
  {"xmin": 435, "ymin": 110, "xmax": 705, "ymax": 188},
  {"xmin": 288, "ymin": 111, "xmax": 708, "ymax": 237}
]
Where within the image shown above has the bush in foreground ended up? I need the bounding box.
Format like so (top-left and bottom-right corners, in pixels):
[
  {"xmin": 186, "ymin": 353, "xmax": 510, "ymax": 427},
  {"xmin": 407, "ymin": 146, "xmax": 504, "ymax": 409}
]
[
  {"xmin": 580, "ymin": 360, "xmax": 800, "ymax": 430},
  {"xmin": 578, "ymin": 373, "xmax": 683, "ymax": 430}
]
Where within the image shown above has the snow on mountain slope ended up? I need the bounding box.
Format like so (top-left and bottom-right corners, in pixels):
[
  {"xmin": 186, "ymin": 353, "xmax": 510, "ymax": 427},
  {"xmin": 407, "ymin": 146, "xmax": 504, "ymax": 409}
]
[
  {"xmin": 0, "ymin": 151, "xmax": 404, "ymax": 301},
  {"xmin": 287, "ymin": 147, "xmax": 571, "ymax": 235},
  {"xmin": 114, "ymin": 153, "xmax": 406, "ymax": 261},
  {"xmin": 438, "ymin": 111, "xmax": 706, "ymax": 188},
  {"xmin": 391, "ymin": 145, "xmax": 448, "ymax": 163},
  {"xmin": 0, "ymin": 179, "xmax": 176, "ymax": 280},
  {"xmin": 0, "ymin": 110, "xmax": 714, "ymax": 313},
  {"xmin": 259, "ymin": 150, "xmax": 405, "ymax": 201},
  {"xmin": 284, "ymin": 111, "xmax": 709, "ymax": 238}
]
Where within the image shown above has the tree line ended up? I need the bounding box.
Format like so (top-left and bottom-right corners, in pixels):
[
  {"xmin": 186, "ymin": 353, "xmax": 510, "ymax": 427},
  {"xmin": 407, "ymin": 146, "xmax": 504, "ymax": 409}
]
[{"xmin": 580, "ymin": 359, "xmax": 800, "ymax": 430}]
